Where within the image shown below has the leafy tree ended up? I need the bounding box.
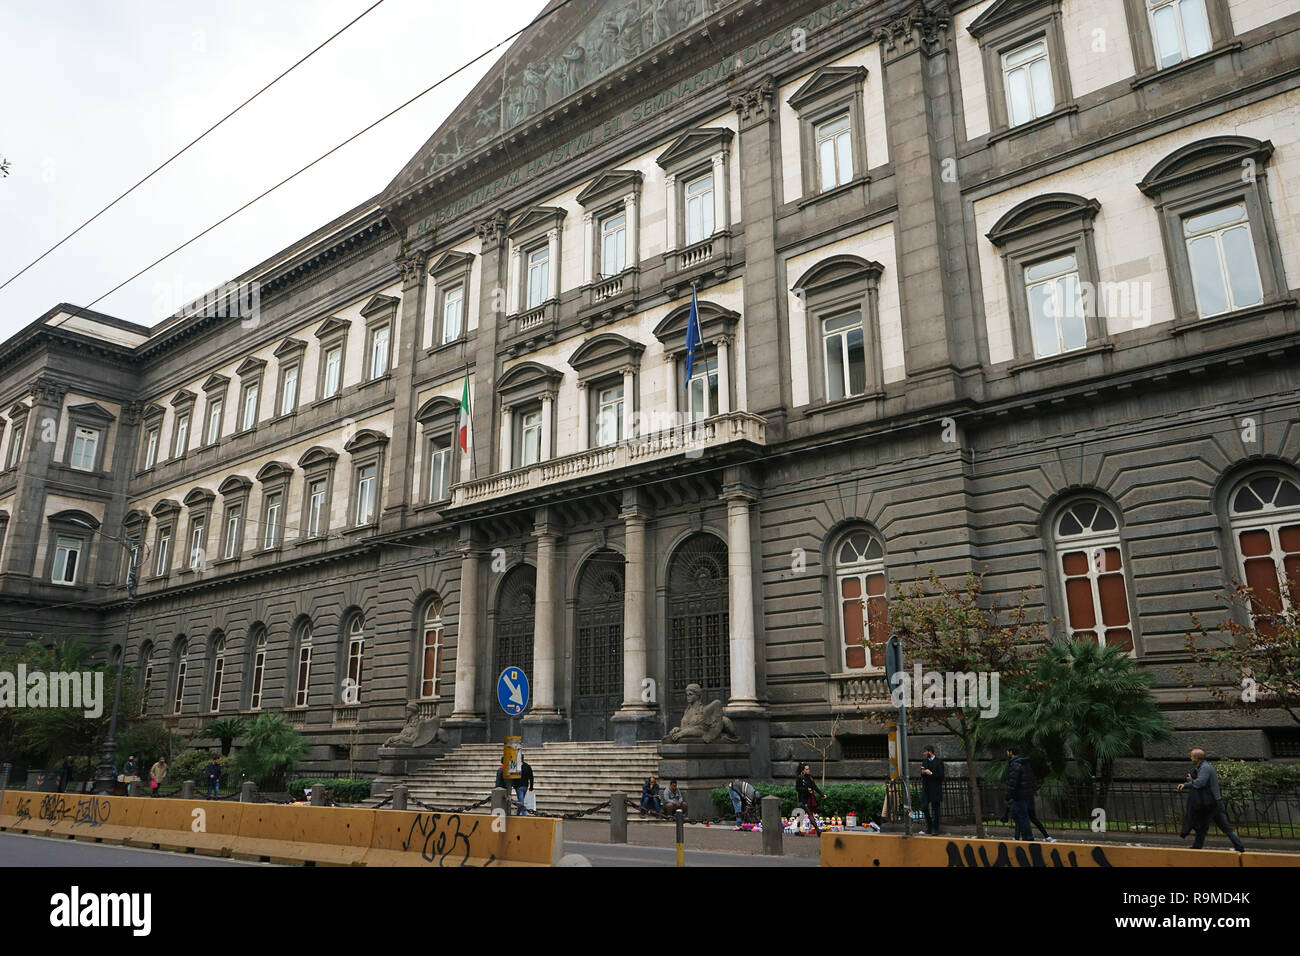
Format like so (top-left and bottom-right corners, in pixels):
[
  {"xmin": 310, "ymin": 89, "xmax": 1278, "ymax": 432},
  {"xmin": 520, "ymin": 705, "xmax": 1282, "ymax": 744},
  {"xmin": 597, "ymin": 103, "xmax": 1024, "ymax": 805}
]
[
  {"xmin": 1182, "ymin": 580, "xmax": 1300, "ymax": 725},
  {"xmin": 198, "ymin": 717, "xmax": 248, "ymax": 756},
  {"xmin": 882, "ymin": 570, "xmax": 1043, "ymax": 838},
  {"xmin": 114, "ymin": 721, "xmax": 182, "ymax": 770},
  {"xmin": 984, "ymin": 639, "xmax": 1171, "ymax": 807},
  {"xmin": 234, "ymin": 711, "xmax": 308, "ymax": 791}
]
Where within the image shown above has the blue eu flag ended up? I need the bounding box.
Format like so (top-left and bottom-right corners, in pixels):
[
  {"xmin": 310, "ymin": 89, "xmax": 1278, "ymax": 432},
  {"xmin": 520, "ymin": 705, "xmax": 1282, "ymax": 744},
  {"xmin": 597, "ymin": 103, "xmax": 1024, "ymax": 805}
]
[{"xmin": 684, "ymin": 286, "xmax": 702, "ymax": 382}]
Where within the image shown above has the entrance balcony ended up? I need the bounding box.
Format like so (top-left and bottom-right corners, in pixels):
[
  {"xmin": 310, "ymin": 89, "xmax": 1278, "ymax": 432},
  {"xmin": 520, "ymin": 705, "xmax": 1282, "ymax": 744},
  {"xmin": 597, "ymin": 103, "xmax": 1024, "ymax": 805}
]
[{"xmin": 450, "ymin": 410, "xmax": 766, "ymax": 509}]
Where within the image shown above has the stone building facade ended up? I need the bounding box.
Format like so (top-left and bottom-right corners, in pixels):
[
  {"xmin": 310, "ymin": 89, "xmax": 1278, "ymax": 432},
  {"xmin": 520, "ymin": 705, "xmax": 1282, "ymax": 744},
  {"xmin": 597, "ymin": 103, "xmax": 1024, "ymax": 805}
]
[{"xmin": 2, "ymin": 0, "xmax": 1299, "ymax": 780}]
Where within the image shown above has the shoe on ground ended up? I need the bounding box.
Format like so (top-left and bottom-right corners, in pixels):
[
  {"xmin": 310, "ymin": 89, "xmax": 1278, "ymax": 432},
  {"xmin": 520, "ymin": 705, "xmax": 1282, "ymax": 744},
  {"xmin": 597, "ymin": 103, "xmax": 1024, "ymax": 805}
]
[{"xmin": 1044, "ymin": 836, "xmax": 1056, "ymax": 842}]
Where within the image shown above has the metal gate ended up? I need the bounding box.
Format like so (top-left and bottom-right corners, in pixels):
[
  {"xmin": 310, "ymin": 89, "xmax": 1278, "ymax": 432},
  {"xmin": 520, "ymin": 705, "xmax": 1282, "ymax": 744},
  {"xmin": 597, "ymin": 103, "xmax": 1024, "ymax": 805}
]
[
  {"xmin": 666, "ymin": 534, "xmax": 730, "ymax": 728},
  {"xmin": 573, "ymin": 550, "xmax": 624, "ymax": 740},
  {"xmin": 491, "ymin": 564, "xmax": 535, "ymax": 739}
]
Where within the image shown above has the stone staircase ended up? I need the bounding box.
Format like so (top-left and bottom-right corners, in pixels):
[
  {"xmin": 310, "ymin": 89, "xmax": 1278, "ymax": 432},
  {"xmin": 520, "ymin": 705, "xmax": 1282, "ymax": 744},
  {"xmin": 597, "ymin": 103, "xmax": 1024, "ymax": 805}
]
[{"xmin": 372, "ymin": 741, "xmax": 662, "ymax": 819}]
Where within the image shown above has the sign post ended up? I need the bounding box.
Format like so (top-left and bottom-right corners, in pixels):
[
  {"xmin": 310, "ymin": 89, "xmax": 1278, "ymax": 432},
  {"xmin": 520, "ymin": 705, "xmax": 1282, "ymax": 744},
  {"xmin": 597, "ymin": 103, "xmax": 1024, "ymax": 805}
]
[
  {"xmin": 885, "ymin": 634, "xmax": 913, "ymax": 837},
  {"xmin": 497, "ymin": 668, "xmax": 530, "ymax": 808}
]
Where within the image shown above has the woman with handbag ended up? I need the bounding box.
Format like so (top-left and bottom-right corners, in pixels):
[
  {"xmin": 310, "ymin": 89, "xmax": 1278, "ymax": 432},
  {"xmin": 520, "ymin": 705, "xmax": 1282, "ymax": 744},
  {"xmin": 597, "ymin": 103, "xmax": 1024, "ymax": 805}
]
[{"xmin": 796, "ymin": 763, "xmax": 825, "ymax": 834}]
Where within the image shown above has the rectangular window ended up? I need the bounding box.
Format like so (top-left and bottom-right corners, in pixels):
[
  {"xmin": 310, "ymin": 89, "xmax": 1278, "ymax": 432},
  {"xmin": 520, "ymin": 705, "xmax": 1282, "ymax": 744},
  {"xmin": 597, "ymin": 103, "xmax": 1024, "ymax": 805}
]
[
  {"xmin": 346, "ymin": 636, "xmax": 364, "ymax": 702},
  {"xmin": 1025, "ymin": 253, "xmax": 1087, "ymax": 358},
  {"xmin": 421, "ymin": 626, "xmax": 443, "ymax": 698},
  {"xmin": 815, "ymin": 114, "xmax": 853, "ymax": 191},
  {"xmin": 263, "ymin": 492, "xmax": 282, "ymax": 549},
  {"xmin": 206, "ymin": 398, "xmax": 224, "ymax": 445},
  {"xmin": 1184, "ymin": 204, "xmax": 1263, "ymax": 318},
  {"xmin": 173, "ymin": 659, "xmax": 187, "ymax": 714},
  {"xmin": 188, "ymin": 516, "xmax": 206, "ymax": 569},
  {"xmin": 684, "ymin": 173, "xmax": 715, "ymax": 245},
  {"xmin": 355, "ymin": 464, "xmax": 377, "ymax": 525},
  {"xmin": 7, "ymin": 423, "xmax": 23, "ymax": 468},
  {"xmin": 526, "ymin": 246, "xmax": 550, "ymax": 310},
  {"xmin": 295, "ymin": 644, "xmax": 312, "ymax": 708},
  {"xmin": 369, "ymin": 324, "xmax": 390, "ymax": 379},
  {"xmin": 428, "ymin": 441, "xmax": 452, "ymax": 502},
  {"xmin": 155, "ymin": 528, "xmax": 172, "ymax": 576},
  {"xmin": 250, "ymin": 649, "xmax": 265, "ymax": 711},
  {"xmin": 442, "ymin": 286, "xmax": 464, "ymax": 344},
  {"xmin": 209, "ymin": 657, "xmax": 224, "ymax": 712},
  {"xmin": 144, "ymin": 427, "xmax": 159, "ymax": 469},
  {"xmin": 52, "ymin": 536, "xmax": 81, "ymax": 584},
  {"xmin": 323, "ymin": 345, "xmax": 343, "ymax": 398},
  {"xmin": 1060, "ymin": 547, "xmax": 1134, "ymax": 652},
  {"xmin": 686, "ymin": 352, "xmax": 719, "ymax": 422},
  {"xmin": 600, "ymin": 212, "xmax": 627, "ymax": 276},
  {"xmin": 307, "ymin": 479, "xmax": 327, "ymax": 537},
  {"xmin": 240, "ymin": 383, "xmax": 259, "ymax": 431},
  {"xmin": 1149, "ymin": 0, "xmax": 1211, "ymax": 68},
  {"xmin": 173, "ymin": 414, "xmax": 189, "ymax": 457},
  {"xmin": 223, "ymin": 506, "xmax": 242, "ymax": 560},
  {"xmin": 595, "ymin": 383, "xmax": 625, "ymax": 446},
  {"xmin": 838, "ymin": 571, "xmax": 887, "ymax": 670},
  {"xmin": 70, "ymin": 427, "xmax": 99, "ymax": 471},
  {"xmin": 520, "ymin": 409, "xmax": 543, "ymax": 466},
  {"xmin": 823, "ymin": 312, "xmax": 867, "ymax": 401},
  {"xmin": 280, "ymin": 365, "xmax": 299, "ymax": 416},
  {"xmin": 1002, "ymin": 40, "xmax": 1054, "ymax": 127}
]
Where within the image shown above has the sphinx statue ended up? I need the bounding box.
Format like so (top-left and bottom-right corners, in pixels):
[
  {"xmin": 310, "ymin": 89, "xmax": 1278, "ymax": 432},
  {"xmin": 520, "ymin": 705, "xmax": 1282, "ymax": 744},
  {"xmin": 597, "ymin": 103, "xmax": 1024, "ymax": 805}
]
[
  {"xmin": 383, "ymin": 702, "xmax": 448, "ymax": 749},
  {"xmin": 662, "ymin": 683, "xmax": 741, "ymax": 744}
]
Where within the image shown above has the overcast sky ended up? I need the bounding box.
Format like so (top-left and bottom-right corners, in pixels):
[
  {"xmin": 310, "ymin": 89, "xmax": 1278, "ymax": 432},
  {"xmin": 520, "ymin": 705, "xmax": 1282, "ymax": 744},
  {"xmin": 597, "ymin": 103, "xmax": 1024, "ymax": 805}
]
[{"xmin": 0, "ymin": 0, "xmax": 542, "ymax": 341}]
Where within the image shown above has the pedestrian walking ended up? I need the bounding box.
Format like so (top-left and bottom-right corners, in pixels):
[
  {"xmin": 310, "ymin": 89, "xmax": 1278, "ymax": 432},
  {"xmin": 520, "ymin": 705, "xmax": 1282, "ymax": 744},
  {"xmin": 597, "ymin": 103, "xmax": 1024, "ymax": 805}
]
[
  {"xmin": 149, "ymin": 757, "xmax": 167, "ymax": 797},
  {"xmin": 796, "ymin": 762, "xmax": 825, "ymax": 834},
  {"xmin": 1004, "ymin": 746, "xmax": 1035, "ymax": 842},
  {"xmin": 516, "ymin": 759, "xmax": 534, "ymax": 816},
  {"xmin": 1026, "ymin": 796, "xmax": 1055, "ymax": 841},
  {"xmin": 920, "ymin": 745, "xmax": 944, "ymax": 835},
  {"xmin": 204, "ymin": 755, "xmax": 222, "ymax": 799},
  {"xmin": 1178, "ymin": 748, "xmax": 1245, "ymax": 852}
]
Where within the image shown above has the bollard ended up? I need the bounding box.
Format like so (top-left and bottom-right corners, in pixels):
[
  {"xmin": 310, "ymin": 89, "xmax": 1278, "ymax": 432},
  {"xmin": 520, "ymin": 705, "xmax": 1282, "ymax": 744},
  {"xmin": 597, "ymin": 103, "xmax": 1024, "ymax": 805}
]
[
  {"xmin": 675, "ymin": 809, "xmax": 685, "ymax": 867},
  {"xmin": 610, "ymin": 792, "xmax": 627, "ymax": 844},
  {"xmin": 128, "ymin": 781, "xmax": 147, "ymax": 798},
  {"xmin": 240, "ymin": 781, "xmax": 257, "ymax": 803},
  {"xmin": 761, "ymin": 796, "xmax": 783, "ymax": 856},
  {"xmin": 309, "ymin": 786, "xmax": 325, "ymax": 806},
  {"xmin": 491, "ymin": 787, "xmax": 508, "ymax": 817},
  {"xmin": 181, "ymin": 780, "xmax": 195, "ymax": 799},
  {"xmin": 392, "ymin": 784, "xmax": 408, "ymax": 811}
]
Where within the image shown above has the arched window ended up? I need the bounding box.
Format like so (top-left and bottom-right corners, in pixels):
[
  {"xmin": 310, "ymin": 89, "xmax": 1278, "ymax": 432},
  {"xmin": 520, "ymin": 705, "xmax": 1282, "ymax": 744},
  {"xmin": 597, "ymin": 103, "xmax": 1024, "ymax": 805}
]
[
  {"xmin": 1053, "ymin": 501, "xmax": 1133, "ymax": 652},
  {"xmin": 834, "ymin": 530, "xmax": 887, "ymax": 671},
  {"xmin": 248, "ymin": 626, "xmax": 267, "ymax": 711},
  {"xmin": 293, "ymin": 621, "xmax": 313, "ymax": 708},
  {"xmin": 1228, "ymin": 474, "xmax": 1300, "ymax": 617},
  {"xmin": 209, "ymin": 634, "xmax": 226, "ymax": 712},
  {"xmin": 345, "ymin": 615, "xmax": 365, "ymax": 703},
  {"xmin": 172, "ymin": 638, "xmax": 188, "ymax": 715},
  {"xmin": 420, "ymin": 600, "xmax": 444, "ymax": 699}
]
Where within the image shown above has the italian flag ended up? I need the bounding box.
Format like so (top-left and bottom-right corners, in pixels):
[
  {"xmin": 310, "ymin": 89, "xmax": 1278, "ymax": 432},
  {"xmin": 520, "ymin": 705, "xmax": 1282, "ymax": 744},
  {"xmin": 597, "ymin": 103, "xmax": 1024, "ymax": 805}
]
[{"xmin": 458, "ymin": 369, "xmax": 471, "ymax": 452}]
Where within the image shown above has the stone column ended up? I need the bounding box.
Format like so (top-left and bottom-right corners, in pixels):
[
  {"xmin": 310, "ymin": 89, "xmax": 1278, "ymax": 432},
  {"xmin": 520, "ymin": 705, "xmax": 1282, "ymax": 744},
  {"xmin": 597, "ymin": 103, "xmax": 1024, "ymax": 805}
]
[
  {"xmin": 715, "ymin": 338, "xmax": 731, "ymax": 415},
  {"xmin": 500, "ymin": 405, "xmax": 513, "ymax": 472},
  {"xmin": 546, "ymin": 228, "xmax": 560, "ymax": 301},
  {"xmin": 664, "ymin": 173, "xmax": 678, "ymax": 253},
  {"xmin": 722, "ymin": 483, "xmax": 759, "ymax": 710},
  {"xmin": 625, "ymin": 193, "xmax": 640, "ymax": 268},
  {"xmin": 450, "ymin": 545, "xmax": 482, "ymax": 722},
  {"xmin": 711, "ymin": 153, "xmax": 727, "ymax": 233},
  {"xmin": 613, "ymin": 492, "xmax": 655, "ymax": 743},
  {"xmin": 540, "ymin": 393, "xmax": 553, "ymax": 461},
  {"xmin": 582, "ymin": 211, "xmax": 594, "ymax": 285},
  {"xmin": 577, "ymin": 383, "xmax": 589, "ymax": 451},
  {"xmin": 729, "ymin": 75, "xmax": 790, "ymax": 436},
  {"xmin": 381, "ymin": 250, "xmax": 428, "ymax": 533},
  {"xmin": 524, "ymin": 509, "xmax": 564, "ymax": 745},
  {"xmin": 472, "ymin": 211, "xmax": 508, "ymax": 478},
  {"xmin": 664, "ymin": 357, "xmax": 677, "ymax": 419},
  {"xmin": 2, "ymin": 377, "xmax": 67, "ymax": 576}
]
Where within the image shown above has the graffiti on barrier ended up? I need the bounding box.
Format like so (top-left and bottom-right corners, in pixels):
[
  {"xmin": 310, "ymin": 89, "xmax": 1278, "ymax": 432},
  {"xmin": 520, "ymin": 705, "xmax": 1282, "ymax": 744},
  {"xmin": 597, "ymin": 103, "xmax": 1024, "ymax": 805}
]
[
  {"xmin": 38, "ymin": 794, "xmax": 111, "ymax": 827},
  {"xmin": 945, "ymin": 840, "xmax": 1112, "ymax": 867},
  {"xmin": 401, "ymin": 813, "xmax": 495, "ymax": 867},
  {"xmin": 14, "ymin": 797, "xmax": 31, "ymax": 822}
]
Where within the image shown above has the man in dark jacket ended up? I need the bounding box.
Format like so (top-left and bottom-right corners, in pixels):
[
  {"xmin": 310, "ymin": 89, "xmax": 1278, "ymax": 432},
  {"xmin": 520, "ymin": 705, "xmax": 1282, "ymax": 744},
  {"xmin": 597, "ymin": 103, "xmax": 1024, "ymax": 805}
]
[
  {"xmin": 920, "ymin": 745, "xmax": 944, "ymax": 835},
  {"xmin": 1004, "ymin": 746, "xmax": 1034, "ymax": 841},
  {"xmin": 640, "ymin": 774, "xmax": 662, "ymax": 815},
  {"xmin": 204, "ymin": 756, "xmax": 221, "ymax": 799},
  {"xmin": 1178, "ymin": 748, "xmax": 1244, "ymax": 851}
]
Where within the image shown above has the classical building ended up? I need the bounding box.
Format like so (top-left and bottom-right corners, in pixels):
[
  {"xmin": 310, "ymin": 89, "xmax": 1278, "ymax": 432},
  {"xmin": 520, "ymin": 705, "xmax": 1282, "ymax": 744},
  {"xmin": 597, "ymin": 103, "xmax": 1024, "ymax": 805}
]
[{"xmin": 2, "ymin": 0, "xmax": 1299, "ymax": 786}]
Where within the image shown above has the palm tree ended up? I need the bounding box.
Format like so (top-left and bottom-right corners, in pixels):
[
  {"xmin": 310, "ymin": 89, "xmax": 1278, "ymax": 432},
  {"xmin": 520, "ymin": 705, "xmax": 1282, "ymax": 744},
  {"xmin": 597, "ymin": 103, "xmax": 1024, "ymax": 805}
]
[
  {"xmin": 986, "ymin": 639, "xmax": 1172, "ymax": 809},
  {"xmin": 234, "ymin": 712, "xmax": 308, "ymax": 791},
  {"xmin": 197, "ymin": 717, "xmax": 249, "ymax": 756}
]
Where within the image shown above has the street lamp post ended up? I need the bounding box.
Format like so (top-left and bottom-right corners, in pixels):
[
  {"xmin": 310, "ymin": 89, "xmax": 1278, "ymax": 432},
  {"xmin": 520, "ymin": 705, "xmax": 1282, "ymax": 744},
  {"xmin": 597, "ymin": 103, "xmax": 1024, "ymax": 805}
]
[{"xmin": 70, "ymin": 519, "xmax": 140, "ymax": 796}]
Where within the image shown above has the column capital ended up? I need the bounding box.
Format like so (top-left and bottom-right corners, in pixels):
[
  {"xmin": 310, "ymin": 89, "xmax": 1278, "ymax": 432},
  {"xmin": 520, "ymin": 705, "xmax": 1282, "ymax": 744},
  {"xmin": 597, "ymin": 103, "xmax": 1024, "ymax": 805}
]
[
  {"xmin": 474, "ymin": 209, "xmax": 509, "ymax": 247},
  {"xmin": 533, "ymin": 505, "xmax": 562, "ymax": 538},
  {"xmin": 28, "ymin": 376, "xmax": 69, "ymax": 408},
  {"xmin": 720, "ymin": 483, "xmax": 759, "ymax": 505},
  {"xmin": 397, "ymin": 249, "xmax": 428, "ymax": 289},
  {"xmin": 872, "ymin": 1, "xmax": 951, "ymax": 61},
  {"xmin": 729, "ymin": 74, "xmax": 777, "ymax": 127}
]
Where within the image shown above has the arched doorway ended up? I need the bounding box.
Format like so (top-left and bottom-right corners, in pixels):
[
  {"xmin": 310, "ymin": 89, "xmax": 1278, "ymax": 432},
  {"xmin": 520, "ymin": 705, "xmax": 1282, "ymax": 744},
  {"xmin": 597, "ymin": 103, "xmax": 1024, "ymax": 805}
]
[
  {"xmin": 492, "ymin": 564, "xmax": 536, "ymax": 738},
  {"xmin": 665, "ymin": 534, "xmax": 729, "ymax": 729},
  {"xmin": 573, "ymin": 549, "xmax": 625, "ymax": 740}
]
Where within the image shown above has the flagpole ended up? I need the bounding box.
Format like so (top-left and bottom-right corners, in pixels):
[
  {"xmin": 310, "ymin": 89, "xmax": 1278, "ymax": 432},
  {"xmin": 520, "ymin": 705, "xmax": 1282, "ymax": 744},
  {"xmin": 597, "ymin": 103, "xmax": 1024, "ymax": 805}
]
[{"xmin": 465, "ymin": 363, "xmax": 477, "ymax": 481}]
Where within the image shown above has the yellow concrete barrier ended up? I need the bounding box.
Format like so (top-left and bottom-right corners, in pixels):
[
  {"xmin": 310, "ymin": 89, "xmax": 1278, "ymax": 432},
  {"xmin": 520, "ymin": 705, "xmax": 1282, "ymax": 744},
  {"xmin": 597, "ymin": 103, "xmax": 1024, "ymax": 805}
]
[
  {"xmin": 362, "ymin": 809, "xmax": 562, "ymax": 867},
  {"xmin": 0, "ymin": 791, "xmax": 141, "ymax": 843},
  {"xmin": 0, "ymin": 790, "xmax": 48, "ymax": 834},
  {"xmin": 229, "ymin": 803, "xmax": 375, "ymax": 865},
  {"xmin": 126, "ymin": 799, "xmax": 245, "ymax": 856},
  {"xmin": 820, "ymin": 832, "xmax": 1300, "ymax": 867}
]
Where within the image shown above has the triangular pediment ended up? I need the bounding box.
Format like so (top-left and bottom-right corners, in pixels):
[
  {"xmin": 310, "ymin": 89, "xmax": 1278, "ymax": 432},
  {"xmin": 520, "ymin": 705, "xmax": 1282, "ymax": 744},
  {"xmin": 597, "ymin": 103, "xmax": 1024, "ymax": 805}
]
[
  {"xmin": 787, "ymin": 66, "xmax": 868, "ymax": 110},
  {"xmin": 273, "ymin": 336, "xmax": 307, "ymax": 358},
  {"xmin": 655, "ymin": 128, "xmax": 734, "ymax": 170},
  {"xmin": 360, "ymin": 293, "xmax": 400, "ymax": 319},
  {"xmin": 314, "ymin": 316, "xmax": 352, "ymax": 340},
  {"xmin": 142, "ymin": 403, "xmax": 166, "ymax": 421},
  {"xmin": 381, "ymin": 0, "xmax": 735, "ymax": 200},
  {"xmin": 235, "ymin": 356, "xmax": 267, "ymax": 377},
  {"xmin": 968, "ymin": 0, "xmax": 1055, "ymax": 38},
  {"xmin": 169, "ymin": 389, "xmax": 196, "ymax": 407},
  {"xmin": 202, "ymin": 374, "xmax": 230, "ymax": 392},
  {"xmin": 429, "ymin": 251, "xmax": 475, "ymax": 282},
  {"xmin": 576, "ymin": 169, "xmax": 643, "ymax": 207},
  {"xmin": 67, "ymin": 401, "xmax": 116, "ymax": 423},
  {"xmin": 508, "ymin": 206, "xmax": 567, "ymax": 237}
]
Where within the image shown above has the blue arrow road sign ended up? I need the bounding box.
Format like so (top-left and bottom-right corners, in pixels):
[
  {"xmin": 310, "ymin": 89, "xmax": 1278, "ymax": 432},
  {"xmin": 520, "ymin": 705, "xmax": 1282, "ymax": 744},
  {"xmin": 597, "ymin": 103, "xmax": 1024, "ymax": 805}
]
[{"xmin": 497, "ymin": 667, "xmax": 530, "ymax": 716}]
